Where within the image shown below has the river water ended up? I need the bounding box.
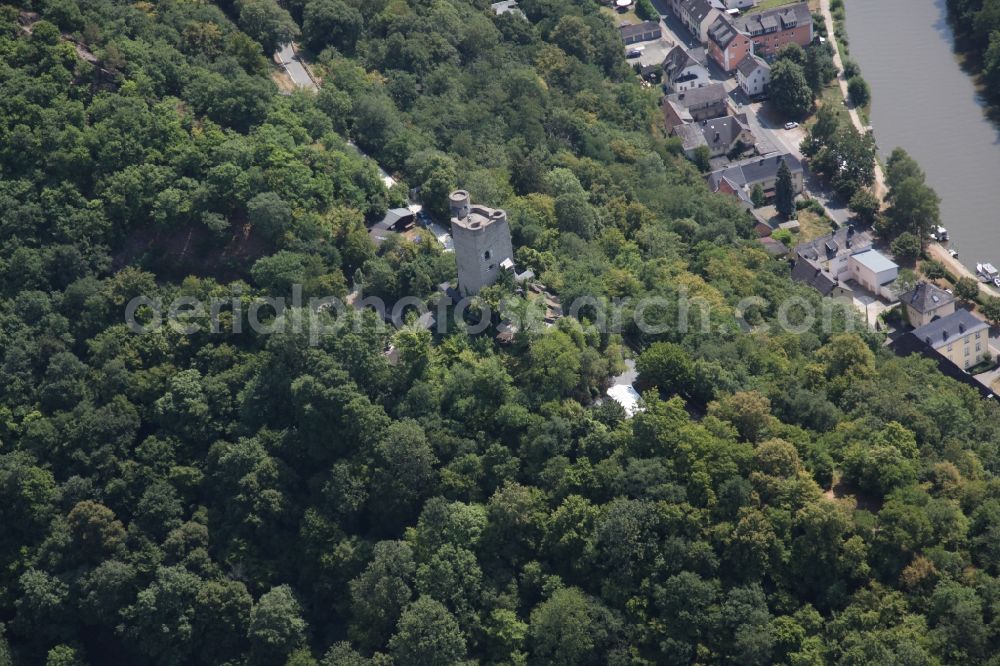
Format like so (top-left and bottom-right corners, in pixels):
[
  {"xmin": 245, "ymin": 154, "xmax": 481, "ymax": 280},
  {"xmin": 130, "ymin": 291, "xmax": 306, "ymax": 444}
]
[{"xmin": 844, "ymin": 0, "xmax": 1000, "ymax": 271}]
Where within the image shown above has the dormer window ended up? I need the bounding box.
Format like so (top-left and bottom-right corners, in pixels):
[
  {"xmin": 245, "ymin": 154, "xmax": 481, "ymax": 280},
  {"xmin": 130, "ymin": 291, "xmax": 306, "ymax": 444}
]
[{"xmin": 484, "ymin": 250, "xmax": 492, "ymax": 261}]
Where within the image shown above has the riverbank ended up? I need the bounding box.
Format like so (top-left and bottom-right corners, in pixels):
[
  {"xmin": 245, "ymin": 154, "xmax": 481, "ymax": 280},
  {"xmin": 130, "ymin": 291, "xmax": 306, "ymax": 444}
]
[
  {"xmin": 818, "ymin": 0, "xmax": 885, "ymax": 199},
  {"xmin": 843, "ymin": 0, "xmax": 1000, "ymax": 276},
  {"xmin": 926, "ymin": 242, "xmax": 1000, "ymax": 299}
]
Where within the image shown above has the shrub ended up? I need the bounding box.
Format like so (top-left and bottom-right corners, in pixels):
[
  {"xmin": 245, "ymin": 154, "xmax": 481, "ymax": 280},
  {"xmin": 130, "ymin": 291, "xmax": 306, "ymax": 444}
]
[
  {"xmin": 848, "ymin": 76, "xmax": 870, "ymax": 107},
  {"xmin": 635, "ymin": 0, "xmax": 658, "ymax": 20},
  {"xmin": 921, "ymin": 260, "xmax": 948, "ymax": 281}
]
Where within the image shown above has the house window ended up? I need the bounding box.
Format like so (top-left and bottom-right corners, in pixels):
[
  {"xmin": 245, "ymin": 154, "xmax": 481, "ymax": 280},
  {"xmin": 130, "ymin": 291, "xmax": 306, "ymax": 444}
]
[
  {"xmin": 977, "ymin": 342, "xmax": 982, "ymax": 352},
  {"xmin": 965, "ymin": 347, "xmax": 970, "ymax": 356},
  {"xmin": 976, "ymin": 331, "xmax": 982, "ymax": 339},
  {"xmin": 947, "ymin": 345, "xmax": 953, "ymax": 352}
]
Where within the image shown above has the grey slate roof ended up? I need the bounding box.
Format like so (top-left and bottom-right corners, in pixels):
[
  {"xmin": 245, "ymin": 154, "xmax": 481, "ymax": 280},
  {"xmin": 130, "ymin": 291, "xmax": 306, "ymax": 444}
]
[
  {"xmin": 708, "ymin": 16, "xmax": 739, "ymax": 49},
  {"xmin": 701, "ymin": 114, "xmax": 752, "ymax": 150},
  {"xmin": 680, "ymin": 0, "xmax": 719, "ymax": 22},
  {"xmin": 901, "ymin": 281, "xmax": 955, "ymax": 314},
  {"xmin": 674, "ymin": 123, "xmax": 708, "ymax": 152},
  {"xmin": 736, "ymin": 2, "xmax": 811, "ymax": 34},
  {"xmin": 793, "ymin": 225, "xmax": 872, "ymax": 263},
  {"xmin": 663, "ymin": 45, "xmax": 701, "ymax": 80},
  {"xmin": 737, "ymin": 53, "xmax": 769, "ymax": 77},
  {"xmin": 709, "ymin": 153, "xmax": 803, "ymax": 192},
  {"xmin": 791, "ymin": 258, "xmax": 838, "ymax": 296},
  {"xmin": 374, "ymin": 207, "xmax": 414, "ymax": 231},
  {"xmin": 760, "ymin": 236, "xmax": 789, "ymax": 257},
  {"xmin": 911, "ymin": 309, "xmax": 988, "ymax": 349},
  {"xmin": 667, "ymin": 82, "xmax": 728, "ymax": 109},
  {"xmin": 741, "ymin": 153, "xmax": 802, "ymax": 182}
]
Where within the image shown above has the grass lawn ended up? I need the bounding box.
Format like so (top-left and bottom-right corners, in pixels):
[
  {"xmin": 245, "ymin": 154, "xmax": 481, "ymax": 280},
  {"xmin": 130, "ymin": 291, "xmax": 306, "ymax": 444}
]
[
  {"xmin": 600, "ymin": 5, "xmax": 640, "ymax": 25},
  {"xmin": 804, "ymin": 84, "xmax": 846, "ymax": 130},
  {"xmin": 795, "ymin": 208, "xmax": 837, "ymax": 243},
  {"xmin": 746, "ymin": 0, "xmax": 801, "ymax": 13}
]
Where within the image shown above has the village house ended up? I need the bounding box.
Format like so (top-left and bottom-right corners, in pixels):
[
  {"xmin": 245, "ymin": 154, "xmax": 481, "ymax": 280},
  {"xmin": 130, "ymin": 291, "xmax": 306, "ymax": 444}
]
[
  {"xmin": 674, "ymin": 0, "xmax": 724, "ymax": 44},
  {"xmin": 733, "ymin": 2, "xmax": 813, "ymax": 57},
  {"xmin": 908, "ymin": 309, "xmax": 990, "ymax": 371},
  {"xmin": 899, "ymin": 281, "xmax": 956, "ymax": 327},
  {"xmin": 736, "ymin": 53, "xmax": 770, "ymax": 96},
  {"xmin": 707, "ymin": 153, "xmax": 804, "ymax": 203},
  {"xmin": 707, "ymin": 16, "xmax": 753, "ymax": 72},
  {"xmin": 720, "ymin": 0, "xmax": 757, "ymax": 8},
  {"xmin": 752, "ymin": 208, "xmax": 800, "ymax": 237},
  {"xmin": 847, "ymin": 248, "xmax": 899, "ymax": 298},
  {"xmin": 662, "ymin": 45, "xmax": 711, "ymax": 92},
  {"xmin": 673, "ymin": 113, "xmax": 756, "ymax": 158},
  {"xmin": 662, "ymin": 83, "xmax": 731, "ymax": 129},
  {"xmin": 368, "ymin": 207, "xmax": 415, "ymax": 247},
  {"xmin": 619, "ymin": 20, "xmax": 663, "ymax": 45},
  {"xmin": 789, "ymin": 226, "xmax": 873, "ymax": 296}
]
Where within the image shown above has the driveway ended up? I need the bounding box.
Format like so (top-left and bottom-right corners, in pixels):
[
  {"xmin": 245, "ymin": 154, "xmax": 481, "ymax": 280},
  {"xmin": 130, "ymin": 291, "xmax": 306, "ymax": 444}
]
[
  {"xmin": 631, "ymin": 39, "xmax": 675, "ymax": 69},
  {"xmin": 732, "ymin": 95, "xmax": 851, "ymax": 226},
  {"xmin": 276, "ymin": 44, "xmax": 316, "ymax": 91},
  {"xmin": 847, "ymin": 282, "xmax": 891, "ymax": 328}
]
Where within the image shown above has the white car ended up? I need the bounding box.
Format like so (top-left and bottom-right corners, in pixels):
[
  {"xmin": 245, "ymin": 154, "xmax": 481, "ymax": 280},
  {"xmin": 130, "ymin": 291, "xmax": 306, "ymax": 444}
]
[{"xmin": 784, "ymin": 121, "xmax": 799, "ymax": 130}]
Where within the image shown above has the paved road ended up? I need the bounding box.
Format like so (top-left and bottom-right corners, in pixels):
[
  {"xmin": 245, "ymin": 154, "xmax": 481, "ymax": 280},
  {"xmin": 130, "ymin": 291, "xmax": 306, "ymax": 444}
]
[
  {"xmin": 733, "ymin": 87, "xmax": 851, "ymax": 225},
  {"xmin": 649, "ymin": 0, "xmax": 849, "ymax": 223},
  {"xmin": 927, "ymin": 242, "xmax": 1000, "ymax": 298},
  {"xmin": 276, "ymin": 44, "xmax": 316, "ymax": 91}
]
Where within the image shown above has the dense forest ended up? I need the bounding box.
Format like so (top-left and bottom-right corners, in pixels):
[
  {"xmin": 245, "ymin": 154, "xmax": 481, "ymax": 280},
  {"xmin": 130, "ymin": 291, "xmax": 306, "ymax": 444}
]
[
  {"xmin": 3, "ymin": 0, "xmax": 1000, "ymax": 664},
  {"xmin": 947, "ymin": 0, "xmax": 1000, "ymax": 107}
]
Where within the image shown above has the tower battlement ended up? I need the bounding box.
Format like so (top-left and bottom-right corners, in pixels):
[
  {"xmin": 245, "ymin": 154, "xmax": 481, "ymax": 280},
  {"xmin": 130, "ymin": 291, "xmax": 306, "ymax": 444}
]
[{"xmin": 449, "ymin": 190, "xmax": 514, "ymax": 296}]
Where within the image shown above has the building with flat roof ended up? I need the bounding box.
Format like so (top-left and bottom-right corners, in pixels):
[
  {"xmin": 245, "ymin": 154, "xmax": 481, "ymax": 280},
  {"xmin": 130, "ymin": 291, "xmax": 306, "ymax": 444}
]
[
  {"xmin": 491, "ymin": 0, "xmax": 525, "ymax": 17},
  {"xmin": 847, "ymin": 249, "xmax": 898, "ymax": 296},
  {"xmin": 619, "ymin": 20, "xmax": 663, "ymax": 44},
  {"xmin": 449, "ymin": 190, "xmax": 514, "ymax": 296}
]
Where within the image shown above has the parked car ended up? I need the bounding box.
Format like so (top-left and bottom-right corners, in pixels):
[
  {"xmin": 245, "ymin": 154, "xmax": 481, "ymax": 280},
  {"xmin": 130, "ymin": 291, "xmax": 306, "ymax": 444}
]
[
  {"xmin": 626, "ymin": 49, "xmax": 642, "ymax": 59},
  {"xmin": 783, "ymin": 121, "xmax": 799, "ymax": 130}
]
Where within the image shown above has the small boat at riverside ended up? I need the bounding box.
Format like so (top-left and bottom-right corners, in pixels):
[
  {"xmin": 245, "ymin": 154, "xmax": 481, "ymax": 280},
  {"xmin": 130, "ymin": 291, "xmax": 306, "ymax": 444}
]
[
  {"xmin": 932, "ymin": 226, "xmax": 949, "ymax": 241},
  {"xmin": 978, "ymin": 262, "xmax": 998, "ymax": 281}
]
